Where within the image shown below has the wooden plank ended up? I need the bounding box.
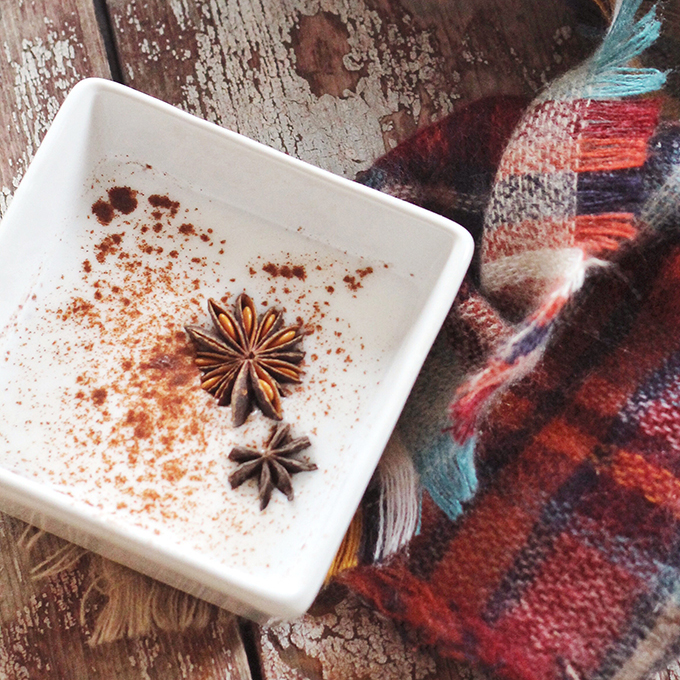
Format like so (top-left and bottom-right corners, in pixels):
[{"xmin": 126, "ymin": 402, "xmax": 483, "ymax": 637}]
[
  {"xmin": 0, "ymin": 0, "xmax": 110, "ymax": 216},
  {"xmin": 105, "ymin": 0, "xmax": 593, "ymax": 178},
  {"xmin": 0, "ymin": 3, "xmax": 252, "ymax": 678}
]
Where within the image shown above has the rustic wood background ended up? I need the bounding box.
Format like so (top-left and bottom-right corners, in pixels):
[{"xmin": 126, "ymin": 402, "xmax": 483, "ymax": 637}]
[{"xmin": 1, "ymin": 1, "xmax": 669, "ymax": 678}]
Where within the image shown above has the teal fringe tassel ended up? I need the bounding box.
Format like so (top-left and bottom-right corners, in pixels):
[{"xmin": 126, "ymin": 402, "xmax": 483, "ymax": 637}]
[
  {"xmin": 604, "ymin": 0, "xmax": 660, "ymax": 65},
  {"xmin": 546, "ymin": 0, "xmax": 665, "ymax": 101},
  {"xmin": 415, "ymin": 435, "xmax": 478, "ymax": 521}
]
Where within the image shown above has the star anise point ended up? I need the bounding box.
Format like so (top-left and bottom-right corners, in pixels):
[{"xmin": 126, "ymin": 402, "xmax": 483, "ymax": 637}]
[{"xmin": 228, "ymin": 423, "xmax": 316, "ymax": 510}]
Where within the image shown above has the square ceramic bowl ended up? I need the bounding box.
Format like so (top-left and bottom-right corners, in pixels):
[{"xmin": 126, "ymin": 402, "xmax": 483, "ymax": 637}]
[{"xmin": 0, "ymin": 78, "xmax": 472, "ymax": 621}]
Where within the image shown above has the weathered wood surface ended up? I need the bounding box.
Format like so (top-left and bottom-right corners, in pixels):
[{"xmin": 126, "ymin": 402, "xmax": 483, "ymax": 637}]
[
  {"xmin": 0, "ymin": 1, "xmax": 619, "ymax": 679},
  {"xmin": 0, "ymin": 515, "xmax": 253, "ymax": 680},
  {"xmin": 0, "ymin": 0, "xmax": 110, "ymax": 216},
  {"xmin": 105, "ymin": 0, "xmax": 594, "ymax": 177},
  {"xmin": 256, "ymin": 585, "xmax": 493, "ymax": 680},
  {"xmin": 0, "ymin": 2, "xmax": 253, "ymax": 678}
]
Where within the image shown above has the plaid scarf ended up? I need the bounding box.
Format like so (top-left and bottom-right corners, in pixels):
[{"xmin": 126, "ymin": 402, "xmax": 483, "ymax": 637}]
[{"xmin": 339, "ymin": 2, "xmax": 680, "ymax": 678}]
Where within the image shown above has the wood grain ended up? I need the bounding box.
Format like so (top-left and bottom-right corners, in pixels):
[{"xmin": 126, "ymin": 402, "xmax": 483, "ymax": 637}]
[
  {"xmin": 0, "ymin": 0, "xmax": 110, "ymax": 216},
  {"xmin": 105, "ymin": 0, "xmax": 593, "ymax": 178}
]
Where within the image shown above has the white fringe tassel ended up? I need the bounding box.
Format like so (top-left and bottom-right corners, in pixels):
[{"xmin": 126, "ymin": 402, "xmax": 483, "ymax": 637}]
[
  {"xmin": 373, "ymin": 432, "xmax": 420, "ymax": 562},
  {"xmin": 19, "ymin": 529, "xmax": 213, "ymax": 644},
  {"xmin": 81, "ymin": 557, "xmax": 213, "ymax": 645}
]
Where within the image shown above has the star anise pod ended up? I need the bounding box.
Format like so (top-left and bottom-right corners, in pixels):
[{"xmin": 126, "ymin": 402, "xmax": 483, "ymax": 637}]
[
  {"xmin": 185, "ymin": 294, "xmax": 305, "ymax": 426},
  {"xmin": 228, "ymin": 423, "xmax": 316, "ymax": 510}
]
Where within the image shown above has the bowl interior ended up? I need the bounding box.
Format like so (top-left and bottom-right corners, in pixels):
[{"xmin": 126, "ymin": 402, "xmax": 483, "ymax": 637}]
[{"xmin": 0, "ymin": 80, "xmax": 472, "ymax": 618}]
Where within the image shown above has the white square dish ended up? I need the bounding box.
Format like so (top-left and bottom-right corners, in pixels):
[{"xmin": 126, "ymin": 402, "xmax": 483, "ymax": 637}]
[{"xmin": 0, "ymin": 78, "xmax": 472, "ymax": 621}]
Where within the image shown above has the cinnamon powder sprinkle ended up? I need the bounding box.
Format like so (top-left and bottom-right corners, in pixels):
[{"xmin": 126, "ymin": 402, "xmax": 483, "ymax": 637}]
[
  {"xmin": 148, "ymin": 194, "xmax": 180, "ymax": 218},
  {"xmin": 91, "ymin": 388, "xmax": 107, "ymax": 406},
  {"xmin": 95, "ymin": 233, "xmax": 125, "ymax": 263},
  {"xmin": 91, "ymin": 200, "xmax": 114, "ymax": 225},
  {"xmin": 262, "ymin": 262, "xmax": 307, "ymax": 280},
  {"xmin": 343, "ymin": 275, "xmax": 361, "ymax": 291},
  {"xmin": 108, "ymin": 186, "xmax": 138, "ymax": 214},
  {"xmin": 14, "ymin": 180, "xmax": 384, "ymax": 549},
  {"xmin": 67, "ymin": 189, "xmax": 234, "ymax": 521}
]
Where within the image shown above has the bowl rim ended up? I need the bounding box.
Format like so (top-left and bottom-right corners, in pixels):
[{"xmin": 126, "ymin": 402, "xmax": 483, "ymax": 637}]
[{"xmin": 0, "ymin": 77, "xmax": 474, "ymax": 620}]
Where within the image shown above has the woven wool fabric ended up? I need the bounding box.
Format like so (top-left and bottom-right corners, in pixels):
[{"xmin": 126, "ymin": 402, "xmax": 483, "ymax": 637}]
[
  {"xmin": 355, "ymin": 97, "xmax": 529, "ymax": 525},
  {"xmin": 341, "ymin": 1, "xmax": 680, "ymax": 679},
  {"xmin": 438, "ymin": 0, "xmax": 666, "ymax": 456},
  {"xmin": 358, "ymin": 94, "xmax": 528, "ymax": 282},
  {"xmin": 345, "ymin": 229, "xmax": 680, "ymax": 680},
  {"xmin": 448, "ymin": 94, "xmax": 662, "ymax": 445}
]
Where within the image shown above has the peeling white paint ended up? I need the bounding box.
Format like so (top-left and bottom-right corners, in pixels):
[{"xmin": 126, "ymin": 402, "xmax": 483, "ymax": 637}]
[
  {"xmin": 169, "ymin": 0, "xmax": 192, "ymax": 31},
  {"xmin": 0, "ymin": 21, "xmax": 96, "ymax": 218},
  {"xmin": 261, "ymin": 593, "xmax": 445, "ymax": 680},
  {"xmin": 0, "ymin": 187, "xmax": 13, "ymax": 216},
  {"xmin": 113, "ymin": 0, "xmax": 458, "ymax": 178}
]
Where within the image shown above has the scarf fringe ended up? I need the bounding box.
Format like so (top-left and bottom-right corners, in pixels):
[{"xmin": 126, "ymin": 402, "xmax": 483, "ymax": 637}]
[
  {"xmin": 576, "ymin": 99, "xmax": 661, "ymax": 173},
  {"xmin": 326, "ymin": 508, "xmax": 363, "ymax": 582},
  {"xmin": 544, "ymin": 0, "xmax": 665, "ymax": 101},
  {"xmin": 373, "ymin": 434, "xmax": 420, "ymax": 562},
  {"xmin": 19, "ymin": 528, "xmax": 212, "ymax": 644},
  {"xmin": 18, "ymin": 526, "xmax": 89, "ymax": 577},
  {"xmin": 575, "ymin": 213, "xmax": 638, "ymax": 252},
  {"xmin": 422, "ymin": 435, "xmax": 478, "ymax": 521},
  {"xmin": 81, "ymin": 557, "xmax": 213, "ymax": 645}
]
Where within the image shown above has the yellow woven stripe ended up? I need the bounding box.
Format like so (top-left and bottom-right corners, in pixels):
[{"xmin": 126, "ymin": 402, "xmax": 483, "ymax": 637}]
[
  {"xmin": 592, "ymin": 0, "xmax": 614, "ymax": 19},
  {"xmin": 325, "ymin": 509, "xmax": 363, "ymax": 583}
]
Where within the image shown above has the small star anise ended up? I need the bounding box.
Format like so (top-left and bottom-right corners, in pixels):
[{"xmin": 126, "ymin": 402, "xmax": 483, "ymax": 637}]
[
  {"xmin": 185, "ymin": 294, "xmax": 304, "ymax": 426},
  {"xmin": 228, "ymin": 423, "xmax": 317, "ymax": 510}
]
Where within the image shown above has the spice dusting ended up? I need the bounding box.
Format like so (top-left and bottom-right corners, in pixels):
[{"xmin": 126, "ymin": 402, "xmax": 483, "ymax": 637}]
[
  {"xmin": 262, "ymin": 262, "xmax": 307, "ymax": 280},
  {"xmin": 91, "ymin": 200, "xmax": 115, "ymax": 225},
  {"xmin": 108, "ymin": 186, "xmax": 138, "ymax": 214},
  {"xmin": 148, "ymin": 194, "xmax": 180, "ymax": 217},
  {"xmin": 0, "ymin": 171, "xmax": 396, "ymax": 568},
  {"xmin": 91, "ymin": 186, "xmax": 138, "ymax": 224}
]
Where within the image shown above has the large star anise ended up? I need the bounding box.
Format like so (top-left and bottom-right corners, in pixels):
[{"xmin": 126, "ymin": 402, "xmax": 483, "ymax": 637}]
[
  {"xmin": 228, "ymin": 423, "xmax": 316, "ymax": 510},
  {"xmin": 185, "ymin": 294, "xmax": 305, "ymax": 426}
]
